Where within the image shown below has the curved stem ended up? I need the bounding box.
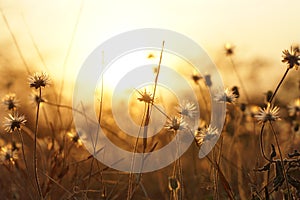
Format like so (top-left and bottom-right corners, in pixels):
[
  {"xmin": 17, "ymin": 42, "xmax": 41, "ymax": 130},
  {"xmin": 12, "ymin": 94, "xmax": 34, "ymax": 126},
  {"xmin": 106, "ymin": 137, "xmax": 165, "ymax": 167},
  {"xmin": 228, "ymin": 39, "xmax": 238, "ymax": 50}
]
[
  {"xmin": 17, "ymin": 130, "xmax": 29, "ymax": 174},
  {"xmin": 269, "ymin": 68, "xmax": 290, "ymax": 103},
  {"xmin": 33, "ymin": 87, "xmax": 43, "ymax": 199},
  {"xmin": 259, "ymin": 123, "xmax": 271, "ymax": 162},
  {"xmin": 269, "ymin": 122, "xmax": 291, "ymax": 200}
]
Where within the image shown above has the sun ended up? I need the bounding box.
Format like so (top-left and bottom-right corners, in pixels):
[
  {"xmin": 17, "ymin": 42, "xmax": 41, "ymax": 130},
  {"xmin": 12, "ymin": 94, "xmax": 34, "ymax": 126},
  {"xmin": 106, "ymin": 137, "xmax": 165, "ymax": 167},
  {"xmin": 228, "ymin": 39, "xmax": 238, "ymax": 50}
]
[{"xmin": 100, "ymin": 50, "xmax": 159, "ymax": 94}]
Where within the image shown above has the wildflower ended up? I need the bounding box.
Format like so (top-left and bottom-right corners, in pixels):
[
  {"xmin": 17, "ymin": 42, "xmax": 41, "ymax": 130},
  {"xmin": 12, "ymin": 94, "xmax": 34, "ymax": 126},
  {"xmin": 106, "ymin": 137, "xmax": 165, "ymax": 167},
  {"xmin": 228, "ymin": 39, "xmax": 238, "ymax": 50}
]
[
  {"xmin": 194, "ymin": 125, "xmax": 219, "ymax": 146},
  {"xmin": 165, "ymin": 116, "xmax": 186, "ymax": 131},
  {"xmin": 288, "ymin": 98, "xmax": 300, "ymax": 117},
  {"xmin": 255, "ymin": 103, "xmax": 280, "ymax": 124},
  {"xmin": 28, "ymin": 72, "xmax": 50, "ymax": 89},
  {"xmin": 224, "ymin": 43, "xmax": 234, "ymax": 56},
  {"xmin": 282, "ymin": 46, "xmax": 300, "ymax": 69},
  {"xmin": 153, "ymin": 66, "xmax": 158, "ymax": 74},
  {"xmin": 168, "ymin": 176, "xmax": 180, "ymax": 191},
  {"xmin": 3, "ymin": 112, "xmax": 27, "ymax": 132},
  {"xmin": 137, "ymin": 89, "xmax": 153, "ymax": 104},
  {"xmin": 191, "ymin": 73, "xmax": 202, "ymax": 84},
  {"xmin": 240, "ymin": 103, "xmax": 247, "ymax": 112},
  {"xmin": 264, "ymin": 90, "xmax": 273, "ymax": 103},
  {"xmin": 177, "ymin": 101, "xmax": 198, "ymax": 118},
  {"xmin": 214, "ymin": 88, "xmax": 237, "ymax": 103},
  {"xmin": 147, "ymin": 53, "xmax": 155, "ymax": 59},
  {"xmin": 67, "ymin": 130, "xmax": 83, "ymax": 147},
  {"xmin": 0, "ymin": 146, "xmax": 18, "ymax": 165},
  {"xmin": 231, "ymin": 86, "xmax": 240, "ymax": 98},
  {"xmin": 204, "ymin": 74, "xmax": 212, "ymax": 87},
  {"xmin": 2, "ymin": 93, "xmax": 19, "ymax": 110},
  {"xmin": 30, "ymin": 92, "xmax": 46, "ymax": 105}
]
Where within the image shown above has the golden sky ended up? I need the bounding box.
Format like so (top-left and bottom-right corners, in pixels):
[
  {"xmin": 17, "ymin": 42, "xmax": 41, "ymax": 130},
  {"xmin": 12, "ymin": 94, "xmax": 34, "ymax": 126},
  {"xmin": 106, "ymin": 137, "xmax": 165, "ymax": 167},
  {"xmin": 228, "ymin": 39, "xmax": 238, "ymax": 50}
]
[{"xmin": 1, "ymin": 0, "xmax": 300, "ymax": 99}]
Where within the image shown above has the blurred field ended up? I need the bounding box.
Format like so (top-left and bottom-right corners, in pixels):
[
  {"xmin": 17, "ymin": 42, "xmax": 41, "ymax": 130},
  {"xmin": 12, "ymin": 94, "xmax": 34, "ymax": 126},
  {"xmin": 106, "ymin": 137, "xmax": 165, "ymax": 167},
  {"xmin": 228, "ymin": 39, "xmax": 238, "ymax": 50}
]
[{"xmin": 1, "ymin": 1, "xmax": 300, "ymax": 200}]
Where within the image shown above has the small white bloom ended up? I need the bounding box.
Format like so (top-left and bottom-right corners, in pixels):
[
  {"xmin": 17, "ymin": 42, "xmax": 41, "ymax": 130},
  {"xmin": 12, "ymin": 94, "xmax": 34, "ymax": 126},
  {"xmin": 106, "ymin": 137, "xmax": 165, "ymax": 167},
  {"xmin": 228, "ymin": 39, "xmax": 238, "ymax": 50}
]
[
  {"xmin": 165, "ymin": 116, "xmax": 186, "ymax": 131},
  {"xmin": 194, "ymin": 125, "xmax": 219, "ymax": 146},
  {"xmin": 255, "ymin": 103, "xmax": 280, "ymax": 124},
  {"xmin": 214, "ymin": 88, "xmax": 237, "ymax": 103},
  {"xmin": 2, "ymin": 93, "xmax": 19, "ymax": 110},
  {"xmin": 177, "ymin": 101, "xmax": 198, "ymax": 119},
  {"xmin": 137, "ymin": 89, "xmax": 154, "ymax": 104},
  {"xmin": 0, "ymin": 146, "xmax": 18, "ymax": 165},
  {"xmin": 3, "ymin": 112, "xmax": 27, "ymax": 133},
  {"xmin": 28, "ymin": 72, "xmax": 50, "ymax": 89}
]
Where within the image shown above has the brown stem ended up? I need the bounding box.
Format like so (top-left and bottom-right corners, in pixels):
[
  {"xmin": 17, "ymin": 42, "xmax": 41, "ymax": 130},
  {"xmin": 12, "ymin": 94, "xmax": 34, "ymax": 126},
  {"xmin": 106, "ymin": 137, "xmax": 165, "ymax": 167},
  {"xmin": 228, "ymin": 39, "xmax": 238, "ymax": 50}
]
[{"xmin": 33, "ymin": 87, "xmax": 43, "ymax": 199}]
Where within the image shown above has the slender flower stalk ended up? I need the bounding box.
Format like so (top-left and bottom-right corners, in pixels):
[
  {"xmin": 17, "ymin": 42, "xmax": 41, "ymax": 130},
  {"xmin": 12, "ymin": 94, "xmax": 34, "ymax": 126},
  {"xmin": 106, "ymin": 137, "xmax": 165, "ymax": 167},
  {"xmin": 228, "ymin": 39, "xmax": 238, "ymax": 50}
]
[
  {"xmin": 29, "ymin": 72, "xmax": 49, "ymax": 199},
  {"xmin": 17, "ymin": 129, "xmax": 30, "ymax": 177},
  {"xmin": 256, "ymin": 46, "xmax": 299, "ymax": 200},
  {"xmin": 269, "ymin": 46, "xmax": 300, "ymax": 103},
  {"xmin": 225, "ymin": 43, "xmax": 250, "ymax": 103},
  {"xmin": 32, "ymin": 87, "xmax": 43, "ymax": 199}
]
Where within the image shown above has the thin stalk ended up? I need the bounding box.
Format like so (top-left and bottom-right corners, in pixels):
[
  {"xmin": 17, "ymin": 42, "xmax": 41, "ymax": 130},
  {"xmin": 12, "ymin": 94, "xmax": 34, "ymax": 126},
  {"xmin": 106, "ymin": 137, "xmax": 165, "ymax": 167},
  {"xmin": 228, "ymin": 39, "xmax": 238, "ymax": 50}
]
[
  {"xmin": 33, "ymin": 87, "xmax": 43, "ymax": 199},
  {"xmin": 229, "ymin": 56, "xmax": 250, "ymax": 103},
  {"xmin": 259, "ymin": 123, "xmax": 271, "ymax": 162},
  {"xmin": 269, "ymin": 68, "xmax": 290, "ymax": 103},
  {"xmin": 17, "ymin": 129, "xmax": 38, "ymax": 196},
  {"xmin": 269, "ymin": 122, "xmax": 291, "ymax": 199},
  {"xmin": 197, "ymin": 84, "xmax": 209, "ymax": 122},
  {"xmin": 17, "ymin": 129, "xmax": 30, "ymax": 175},
  {"xmin": 127, "ymin": 102, "xmax": 147, "ymax": 200}
]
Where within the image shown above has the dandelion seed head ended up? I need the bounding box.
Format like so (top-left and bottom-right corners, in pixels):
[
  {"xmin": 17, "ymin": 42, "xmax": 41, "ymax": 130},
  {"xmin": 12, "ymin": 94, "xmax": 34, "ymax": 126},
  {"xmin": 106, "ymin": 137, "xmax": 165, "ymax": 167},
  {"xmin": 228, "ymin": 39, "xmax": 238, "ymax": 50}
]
[
  {"xmin": 67, "ymin": 130, "xmax": 83, "ymax": 147},
  {"xmin": 255, "ymin": 103, "xmax": 280, "ymax": 124},
  {"xmin": 214, "ymin": 88, "xmax": 237, "ymax": 104},
  {"xmin": 194, "ymin": 125, "xmax": 219, "ymax": 146},
  {"xmin": 28, "ymin": 72, "xmax": 50, "ymax": 89},
  {"xmin": 3, "ymin": 112, "xmax": 27, "ymax": 133},
  {"xmin": 282, "ymin": 46, "xmax": 300, "ymax": 69},
  {"xmin": 137, "ymin": 89, "xmax": 154, "ymax": 104},
  {"xmin": 177, "ymin": 101, "xmax": 198, "ymax": 119},
  {"xmin": 0, "ymin": 146, "xmax": 18, "ymax": 165},
  {"xmin": 165, "ymin": 116, "xmax": 186, "ymax": 131},
  {"xmin": 2, "ymin": 93, "xmax": 19, "ymax": 110}
]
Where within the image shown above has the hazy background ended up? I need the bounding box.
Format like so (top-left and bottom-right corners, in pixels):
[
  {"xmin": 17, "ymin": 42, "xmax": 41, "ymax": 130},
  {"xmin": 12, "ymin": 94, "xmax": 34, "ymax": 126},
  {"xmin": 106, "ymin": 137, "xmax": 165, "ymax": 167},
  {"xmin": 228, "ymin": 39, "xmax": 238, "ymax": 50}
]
[{"xmin": 1, "ymin": 0, "xmax": 300, "ymax": 103}]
